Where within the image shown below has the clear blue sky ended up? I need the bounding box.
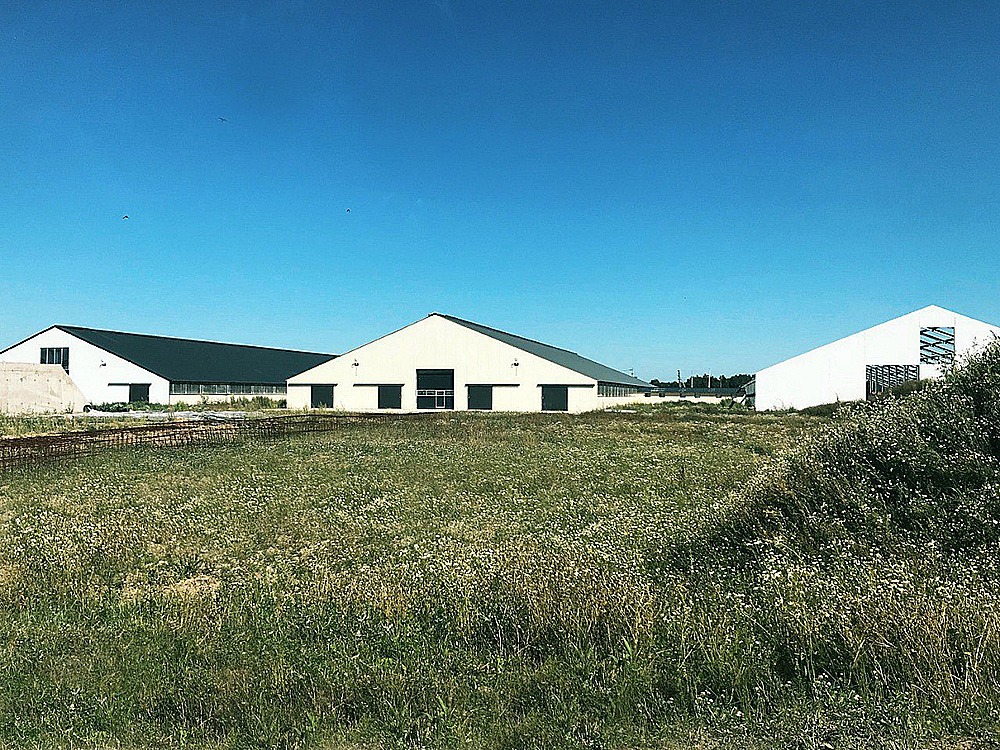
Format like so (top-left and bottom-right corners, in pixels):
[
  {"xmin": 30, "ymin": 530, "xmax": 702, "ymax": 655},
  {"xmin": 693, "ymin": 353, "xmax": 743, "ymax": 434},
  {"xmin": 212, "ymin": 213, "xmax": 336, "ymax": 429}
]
[{"xmin": 1, "ymin": 1, "xmax": 997, "ymax": 379}]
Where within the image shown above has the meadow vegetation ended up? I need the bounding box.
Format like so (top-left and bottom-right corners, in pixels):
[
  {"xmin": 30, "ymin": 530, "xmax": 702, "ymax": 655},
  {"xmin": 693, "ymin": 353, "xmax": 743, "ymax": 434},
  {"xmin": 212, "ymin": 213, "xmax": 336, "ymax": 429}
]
[
  {"xmin": 0, "ymin": 414, "xmax": 147, "ymax": 437},
  {"xmin": 1, "ymin": 347, "xmax": 999, "ymax": 748},
  {"xmin": 88, "ymin": 395, "xmax": 287, "ymax": 412}
]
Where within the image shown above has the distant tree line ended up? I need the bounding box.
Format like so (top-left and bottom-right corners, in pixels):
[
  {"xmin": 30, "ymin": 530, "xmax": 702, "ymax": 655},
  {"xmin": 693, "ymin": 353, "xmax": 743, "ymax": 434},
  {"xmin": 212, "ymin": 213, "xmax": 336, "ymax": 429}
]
[{"xmin": 650, "ymin": 373, "xmax": 753, "ymax": 389}]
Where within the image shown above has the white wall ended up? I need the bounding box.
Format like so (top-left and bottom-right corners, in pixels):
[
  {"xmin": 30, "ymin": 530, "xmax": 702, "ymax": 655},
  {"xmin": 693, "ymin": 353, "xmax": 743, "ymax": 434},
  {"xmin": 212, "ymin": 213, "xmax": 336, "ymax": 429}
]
[
  {"xmin": 288, "ymin": 315, "xmax": 604, "ymax": 413},
  {"xmin": 755, "ymin": 306, "xmax": 1000, "ymax": 411},
  {"xmin": 0, "ymin": 328, "xmax": 169, "ymax": 405},
  {"xmin": 0, "ymin": 363, "xmax": 89, "ymax": 414}
]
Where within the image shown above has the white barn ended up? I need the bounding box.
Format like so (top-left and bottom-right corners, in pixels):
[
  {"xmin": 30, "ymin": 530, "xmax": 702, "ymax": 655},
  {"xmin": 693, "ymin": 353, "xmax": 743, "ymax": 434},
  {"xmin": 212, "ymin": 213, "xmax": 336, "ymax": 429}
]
[
  {"xmin": 0, "ymin": 325, "xmax": 333, "ymax": 408},
  {"xmin": 287, "ymin": 313, "xmax": 650, "ymax": 413},
  {"xmin": 752, "ymin": 305, "xmax": 1000, "ymax": 411}
]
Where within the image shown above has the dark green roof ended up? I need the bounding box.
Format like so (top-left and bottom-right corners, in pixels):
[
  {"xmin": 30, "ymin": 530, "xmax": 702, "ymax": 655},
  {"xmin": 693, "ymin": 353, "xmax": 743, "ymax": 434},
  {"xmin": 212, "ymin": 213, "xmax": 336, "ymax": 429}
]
[
  {"xmin": 54, "ymin": 326, "xmax": 335, "ymax": 384},
  {"xmin": 436, "ymin": 314, "xmax": 650, "ymax": 388}
]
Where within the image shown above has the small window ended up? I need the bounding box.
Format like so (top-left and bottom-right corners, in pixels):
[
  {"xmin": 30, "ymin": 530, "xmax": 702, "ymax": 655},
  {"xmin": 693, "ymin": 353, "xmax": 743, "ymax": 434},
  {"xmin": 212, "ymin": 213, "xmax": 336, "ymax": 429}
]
[
  {"xmin": 378, "ymin": 385, "xmax": 402, "ymax": 409},
  {"xmin": 40, "ymin": 347, "xmax": 70, "ymax": 373},
  {"xmin": 920, "ymin": 327, "xmax": 956, "ymax": 365},
  {"xmin": 468, "ymin": 385, "xmax": 493, "ymax": 410}
]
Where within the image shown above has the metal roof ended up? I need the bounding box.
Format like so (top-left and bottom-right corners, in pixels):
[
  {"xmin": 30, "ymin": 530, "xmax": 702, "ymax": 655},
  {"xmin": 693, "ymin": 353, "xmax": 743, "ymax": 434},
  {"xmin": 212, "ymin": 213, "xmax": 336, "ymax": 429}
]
[
  {"xmin": 53, "ymin": 326, "xmax": 335, "ymax": 384},
  {"xmin": 435, "ymin": 314, "xmax": 650, "ymax": 388}
]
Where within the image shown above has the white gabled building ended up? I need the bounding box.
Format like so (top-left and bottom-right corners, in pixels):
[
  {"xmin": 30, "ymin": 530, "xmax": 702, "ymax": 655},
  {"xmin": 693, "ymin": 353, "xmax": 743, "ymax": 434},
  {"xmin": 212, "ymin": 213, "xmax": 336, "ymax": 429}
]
[
  {"xmin": 287, "ymin": 313, "xmax": 650, "ymax": 413},
  {"xmin": 0, "ymin": 325, "xmax": 334, "ymax": 408},
  {"xmin": 751, "ymin": 305, "xmax": 1000, "ymax": 411}
]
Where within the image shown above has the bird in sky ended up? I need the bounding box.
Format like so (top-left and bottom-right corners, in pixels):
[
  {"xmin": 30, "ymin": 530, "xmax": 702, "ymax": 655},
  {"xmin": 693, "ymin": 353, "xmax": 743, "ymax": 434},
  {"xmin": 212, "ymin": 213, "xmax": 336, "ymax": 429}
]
[
  {"xmin": 218, "ymin": 116, "xmax": 227, "ymax": 122},
  {"xmin": 122, "ymin": 215, "xmax": 129, "ymax": 220},
  {"xmin": 346, "ymin": 208, "xmax": 350, "ymax": 213}
]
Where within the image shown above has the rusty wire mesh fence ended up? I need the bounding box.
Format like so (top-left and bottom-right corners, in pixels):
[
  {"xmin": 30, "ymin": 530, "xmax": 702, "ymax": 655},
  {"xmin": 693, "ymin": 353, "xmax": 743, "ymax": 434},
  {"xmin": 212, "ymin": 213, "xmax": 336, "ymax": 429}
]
[{"xmin": 0, "ymin": 413, "xmax": 432, "ymax": 471}]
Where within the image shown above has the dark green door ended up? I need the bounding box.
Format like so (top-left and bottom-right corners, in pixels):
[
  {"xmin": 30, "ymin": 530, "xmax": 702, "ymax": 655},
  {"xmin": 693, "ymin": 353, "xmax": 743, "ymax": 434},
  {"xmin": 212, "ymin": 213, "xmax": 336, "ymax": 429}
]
[
  {"xmin": 128, "ymin": 384, "xmax": 150, "ymax": 403},
  {"xmin": 541, "ymin": 385, "xmax": 568, "ymax": 412},
  {"xmin": 467, "ymin": 385, "xmax": 493, "ymax": 410},
  {"xmin": 311, "ymin": 385, "xmax": 334, "ymax": 408},
  {"xmin": 378, "ymin": 385, "xmax": 402, "ymax": 409}
]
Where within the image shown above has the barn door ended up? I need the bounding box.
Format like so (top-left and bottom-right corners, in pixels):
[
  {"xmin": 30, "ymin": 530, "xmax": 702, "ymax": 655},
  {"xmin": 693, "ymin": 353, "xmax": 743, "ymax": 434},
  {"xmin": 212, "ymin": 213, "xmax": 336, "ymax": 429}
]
[
  {"xmin": 311, "ymin": 385, "xmax": 334, "ymax": 408},
  {"xmin": 378, "ymin": 385, "xmax": 402, "ymax": 409},
  {"xmin": 467, "ymin": 385, "xmax": 493, "ymax": 410},
  {"xmin": 416, "ymin": 369, "xmax": 454, "ymax": 409},
  {"xmin": 541, "ymin": 385, "xmax": 569, "ymax": 412},
  {"xmin": 128, "ymin": 384, "xmax": 150, "ymax": 403}
]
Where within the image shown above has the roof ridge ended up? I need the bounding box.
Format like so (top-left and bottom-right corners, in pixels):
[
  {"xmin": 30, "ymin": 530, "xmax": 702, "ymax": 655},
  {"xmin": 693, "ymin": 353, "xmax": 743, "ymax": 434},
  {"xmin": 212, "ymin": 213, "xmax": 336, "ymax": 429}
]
[
  {"xmin": 434, "ymin": 313, "xmax": 649, "ymax": 387},
  {"xmin": 434, "ymin": 313, "xmax": 581, "ymax": 356}
]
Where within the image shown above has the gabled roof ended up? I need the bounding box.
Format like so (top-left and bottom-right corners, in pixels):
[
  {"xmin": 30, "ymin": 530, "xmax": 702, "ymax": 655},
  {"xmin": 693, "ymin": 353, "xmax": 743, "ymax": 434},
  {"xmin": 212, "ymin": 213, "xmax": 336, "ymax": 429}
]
[
  {"xmin": 435, "ymin": 314, "xmax": 650, "ymax": 388},
  {"xmin": 755, "ymin": 304, "xmax": 1000, "ymax": 375},
  {"xmin": 33, "ymin": 326, "xmax": 334, "ymax": 384}
]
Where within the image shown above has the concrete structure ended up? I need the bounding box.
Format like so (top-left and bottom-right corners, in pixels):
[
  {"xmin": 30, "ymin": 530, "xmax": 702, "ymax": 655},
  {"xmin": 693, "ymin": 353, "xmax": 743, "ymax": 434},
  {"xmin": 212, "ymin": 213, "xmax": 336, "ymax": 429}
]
[
  {"xmin": 288, "ymin": 313, "xmax": 650, "ymax": 413},
  {"xmin": 752, "ymin": 305, "xmax": 1000, "ymax": 411},
  {"xmin": 0, "ymin": 363, "xmax": 88, "ymax": 414},
  {"xmin": 0, "ymin": 325, "xmax": 334, "ymax": 408}
]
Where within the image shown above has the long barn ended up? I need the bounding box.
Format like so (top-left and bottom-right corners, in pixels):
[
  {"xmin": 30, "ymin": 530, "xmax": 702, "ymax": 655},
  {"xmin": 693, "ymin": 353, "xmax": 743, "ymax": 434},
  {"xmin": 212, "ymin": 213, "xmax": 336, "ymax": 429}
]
[
  {"xmin": 0, "ymin": 325, "xmax": 335, "ymax": 407},
  {"xmin": 287, "ymin": 313, "xmax": 650, "ymax": 412}
]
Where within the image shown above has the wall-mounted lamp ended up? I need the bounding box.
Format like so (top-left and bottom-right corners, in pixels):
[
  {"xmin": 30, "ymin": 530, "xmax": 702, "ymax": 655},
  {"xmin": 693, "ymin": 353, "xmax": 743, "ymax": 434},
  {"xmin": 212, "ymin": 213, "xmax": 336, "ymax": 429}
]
[
  {"xmin": 352, "ymin": 359, "xmax": 359, "ymax": 368},
  {"xmin": 512, "ymin": 359, "xmax": 519, "ymax": 369}
]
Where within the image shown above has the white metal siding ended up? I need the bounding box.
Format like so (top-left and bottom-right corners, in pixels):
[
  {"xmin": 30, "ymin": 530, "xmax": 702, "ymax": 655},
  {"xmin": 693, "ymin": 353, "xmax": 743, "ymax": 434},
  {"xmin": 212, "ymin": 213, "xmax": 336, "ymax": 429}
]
[
  {"xmin": 754, "ymin": 306, "xmax": 1000, "ymax": 411},
  {"xmin": 288, "ymin": 315, "xmax": 603, "ymax": 413}
]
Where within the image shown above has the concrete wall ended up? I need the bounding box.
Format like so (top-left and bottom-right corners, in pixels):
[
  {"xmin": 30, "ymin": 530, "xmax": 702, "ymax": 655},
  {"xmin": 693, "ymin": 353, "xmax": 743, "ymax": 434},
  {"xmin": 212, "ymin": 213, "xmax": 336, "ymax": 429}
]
[
  {"xmin": 0, "ymin": 328, "xmax": 169, "ymax": 404},
  {"xmin": 0, "ymin": 362, "xmax": 89, "ymax": 414},
  {"xmin": 755, "ymin": 306, "xmax": 1000, "ymax": 411},
  {"xmin": 288, "ymin": 315, "xmax": 607, "ymax": 413}
]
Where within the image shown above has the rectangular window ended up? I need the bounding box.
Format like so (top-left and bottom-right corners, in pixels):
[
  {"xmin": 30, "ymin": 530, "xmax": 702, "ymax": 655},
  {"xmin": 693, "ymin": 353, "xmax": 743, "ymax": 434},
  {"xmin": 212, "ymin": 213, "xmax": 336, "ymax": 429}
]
[
  {"xmin": 597, "ymin": 382, "xmax": 641, "ymax": 397},
  {"xmin": 920, "ymin": 327, "xmax": 956, "ymax": 365},
  {"xmin": 378, "ymin": 384, "xmax": 402, "ymax": 409},
  {"xmin": 467, "ymin": 385, "xmax": 493, "ymax": 410},
  {"xmin": 169, "ymin": 382, "xmax": 288, "ymax": 395},
  {"xmin": 40, "ymin": 347, "xmax": 70, "ymax": 373},
  {"xmin": 541, "ymin": 385, "xmax": 569, "ymax": 412},
  {"xmin": 866, "ymin": 365, "xmax": 919, "ymax": 400}
]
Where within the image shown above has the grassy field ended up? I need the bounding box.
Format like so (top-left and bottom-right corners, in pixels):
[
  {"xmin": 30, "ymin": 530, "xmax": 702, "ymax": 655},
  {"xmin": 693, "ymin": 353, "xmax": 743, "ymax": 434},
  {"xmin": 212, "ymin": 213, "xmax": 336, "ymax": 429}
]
[
  {"xmin": 1, "ymin": 369, "xmax": 998, "ymax": 748},
  {"xmin": 0, "ymin": 414, "xmax": 147, "ymax": 437},
  {"xmin": 0, "ymin": 398, "xmax": 284, "ymax": 437}
]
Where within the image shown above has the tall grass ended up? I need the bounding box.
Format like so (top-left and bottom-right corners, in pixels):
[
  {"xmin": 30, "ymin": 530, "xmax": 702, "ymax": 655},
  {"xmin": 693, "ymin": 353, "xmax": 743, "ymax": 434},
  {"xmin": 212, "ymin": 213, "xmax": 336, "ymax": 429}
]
[{"xmin": 0, "ymin": 347, "xmax": 999, "ymax": 748}]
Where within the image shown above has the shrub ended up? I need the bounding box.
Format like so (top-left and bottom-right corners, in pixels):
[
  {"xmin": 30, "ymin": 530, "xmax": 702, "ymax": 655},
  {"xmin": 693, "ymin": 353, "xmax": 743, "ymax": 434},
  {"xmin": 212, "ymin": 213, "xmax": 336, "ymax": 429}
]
[
  {"xmin": 737, "ymin": 340, "xmax": 1000, "ymax": 555},
  {"xmin": 798, "ymin": 401, "xmax": 849, "ymax": 418}
]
